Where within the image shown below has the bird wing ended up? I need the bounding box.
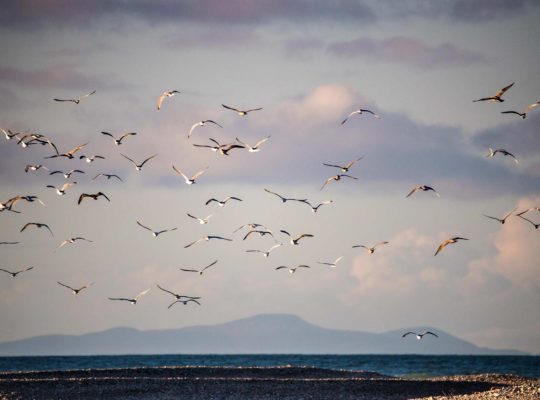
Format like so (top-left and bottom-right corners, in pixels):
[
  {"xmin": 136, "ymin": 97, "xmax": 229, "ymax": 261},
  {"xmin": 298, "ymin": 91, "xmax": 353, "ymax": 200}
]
[
  {"xmin": 254, "ymin": 136, "xmax": 271, "ymax": 147},
  {"xmin": 406, "ymin": 186, "xmax": 420, "ymax": 198},
  {"xmin": 297, "ymin": 265, "xmax": 310, "ymax": 269},
  {"xmin": 57, "ymin": 281, "xmax": 75, "ymax": 291},
  {"xmin": 205, "ymin": 198, "xmax": 217, "ymax": 206},
  {"xmin": 134, "ymin": 288, "xmax": 151, "ymax": 300},
  {"xmin": 222, "ymin": 104, "xmax": 240, "ymax": 112},
  {"xmin": 184, "ymin": 238, "xmax": 204, "ymax": 248},
  {"xmin": 156, "ymin": 93, "xmax": 167, "ymax": 110},
  {"xmin": 342, "ymin": 174, "xmax": 359, "ymax": 180},
  {"xmin": 167, "ymin": 300, "xmax": 182, "ymax": 309},
  {"xmin": 275, "ymin": 266, "xmax": 288, "ymax": 270},
  {"xmin": 136, "ymin": 221, "xmax": 153, "ymax": 232},
  {"xmin": 423, "ymin": 331, "xmax": 438, "ymax": 337},
  {"xmin": 156, "ymin": 285, "xmax": 177, "ymax": 297},
  {"xmin": 320, "ymin": 176, "xmax": 335, "ymax": 190},
  {"xmin": 67, "ymin": 142, "xmax": 88, "ymax": 155},
  {"xmin": 61, "ymin": 182, "xmax": 76, "ymax": 191},
  {"xmin": 101, "ymin": 131, "xmax": 115, "ymax": 139},
  {"xmin": 483, "ymin": 214, "xmax": 503, "ymax": 223},
  {"xmin": 402, "ymin": 332, "xmax": 416, "ymax": 338},
  {"xmin": 41, "ymin": 224, "xmax": 54, "ymax": 237},
  {"xmin": 524, "ymin": 101, "xmax": 540, "ymax": 113},
  {"xmin": 77, "ymin": 194, "xmax": 88, "ymax": 205},
  {"xmin": 334, "ymin": 256, "xmax": 343, "ymax": 264},
  {"xmin": 345, "ymin": 157, "xmax": 363, "ymax": 169},
  {"xmin": 246, "ymin": 249, "xmax": 262, "ymax": 253},
  {"xmin": 121, "ymin": 153, "xmax": 137, "ymax": 165},
  {"xmin": 98, "ymin": 192, "xmax": 111, "ymax": 201},
  {"xmin": 503, "ymin": 207, "xmax": 518, "ymax": 220},
  {"xmin": 434, "ymin": 240, "xmax": 450, "ymax": 256},
  {"xmin": 243, "ymin": 230, "xmax": 258, "ymax": 240},
  {"xmin": 187, "ymin": 213, "xmax": 202, "ymax": 223},
  {"xmin": 20, "ymin": 223, "xmax": 33, "ymax": 232},
  {"xmin": 80, "ymin": 90, "xmax": 96, "ymax": 99},
  {"xmin": 172, "ymin": 165, "xmax": 189, "ymax": 181},
  {"xmin": 496, "ymin": 82, "xmax": 514, "ymax": 97},
  {"xmin": 201, "ymin": 260, "xmax": 218, "ymax": 272},
  {"xmin": 279, "ymin": 230, "xmax": 291, "ymax": 237},
  {"xmin": 361, "ymin": 109, "xmax": 379, "ymax": 118},
  {"xmin": 245, "ymin": 107, "xmax": 263, "ymax": 113},
  {"xmin": 235, "ymin": 137, "xmax": 250, "ymax": 148},
  {"xmin": 188, "ymin": 122, "xmax": 202, "ymax": 138},
  {"xmin": 501, "ymin": 111, "xmax": 523, "ymax": 117},
  {"xmin": 180, "ymin": 268, "xmax": 199, "ymax": 273},
  {"xmin": 264, "ymin": 188, "xmax": 284, "ymax": 200},
  {"xmin": 108, "ymin": 297, "xmax": 131, "ymax": 302},
  {"xmin": 227, "ymin": 196, "xmax": 242, "ymax": 202},
  {"xmin": 139, "ymin": 154, "xmax": 157, "ymax": 167},
  {"xmin": 191, "ymin": 167, "xmax": 208, "ymax": 181},
  {"xmin": 322, "ymin": 163, "xmax": 343, "ymax": 169},
  {"xmin": 374, "ymin": 241, "xmax": 389, "ymax": 248},
  {"xmin": 206, "ymin": 120, "xmax": 223, "ymax": 128},
  {"xmin": 208, "ymin": 236, "xmax": 232, "ymax": 241},
  {"xmin": 118, "ymin": 132, "xmax": 137, "ymax": 143}
]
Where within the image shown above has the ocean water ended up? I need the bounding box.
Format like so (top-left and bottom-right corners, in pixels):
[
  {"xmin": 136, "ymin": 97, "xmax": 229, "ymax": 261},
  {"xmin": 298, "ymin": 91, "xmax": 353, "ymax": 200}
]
[{"xmin": 0, "ymin": 354, "xmax": 538, "ymax": 378}]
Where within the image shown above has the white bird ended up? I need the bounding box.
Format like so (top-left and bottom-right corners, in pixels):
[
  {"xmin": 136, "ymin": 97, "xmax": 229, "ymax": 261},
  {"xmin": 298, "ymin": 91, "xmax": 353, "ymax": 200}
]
[
  {"xmin": 54, "ymin": 90, "xmax": 96, "ymax": 104},
  {"xmin": 434, "ymin": 237, "xmax": 469, "ymax": 256},
  {"xmin": 168, "ymin": 298, "xmax": 201, "ymax": 309},
  {"xmin": 186, "ymin": 213, "xmax": 213, "ymax": 225},
  {"xmin": 20, "ymin": 222, "xmax": 54, "ymax": 237},
  {"xmin": 323, "ymin": 157, "xmax": 363, "ymax": 172},
  {"xmin": 49, "ymin": 169, "xmax": 85, "ymax": 179},
  {"xmin": 59, "ymin": 237, "xmax": 93, "ymax": 248},
  {"xmin": 188, "ymin": 120, "xmax": 222, "ymax": 138},
  {"xmin": 246, "ymin": 243, "xmax": 283, "ymax": 258},
  {"xmin": 501, "ymin": 101, "xmax": 539, "ymax": 119},
  {"xmin": 184, "ymin": 236, "xmax": 232, "ymax": 248},
  {"xmin": 46, "ymin": 182, "xmax": 78, "ymax": 196},
  {"xmin": 136, "ymin": 221, "xmax": 178, "ymax": 237},
  {"xmin": 1, "ymin": 128, "xmax": 20, "ymax": 140},
  {"xmin": 321, "ymin": 174, "xmax": 358, "ymax": 190},
  {"xmin": 280, "ymin": 230, "xmax": 314, "ymax": 245},
  {"xmin": 483, "ymin": 207, "xmax": 517, "ymax": 225},
  {"xmin": 402, "ymin": 331, "xmax": 438, "ymax": 340},
  {"xmin": 205, "ymin": 197, "xmax": 242, "ymax": 207},
  {"xmin": 486, "ymin": 148, "xmax": 519, "ymax": 164},
  {"xmin": 406, "ymin": 185, "xmax": 440, "ymax": 198},
  {"xmin": 0, "ymin": 267, "xmax": 34, "ymax": 277},
  {"xmin": 275, "ymin": 265, "xmax": 310, "ymax": 274},
  {"xmin": 235, "ymin": 136, "xmax": 271, "ymax": 152},
  {"xmin": 222, "ymin": 104, "xmax": 263, "ymax": 116},
  {"xmin": 57, "ymin": 281, "xmax": 93, "ymax": 294},
  {"xmin": 25, "ymin": 164, "xmax": 49, "ymax": 173},
  {"xmin": 121, "ymin": 154, "xmax": 157, "ymax": 171},
  {"xmin": 79, "ymin": 154, "xmax": 105, "ymax": 163},
  {"xmin": 317, "ymin": 256, "xmax": 343, "ymax": 268},
  {"xmin": 108, "ymin": 288, "xmax": 151, "ymax": 304},
  {"xmin": 341, "ymin": 109, "xmax": 379, "ymax": 124},
  {"xmin": 180, "ymin": 260, "xmax": 218, "ymax": 275},
  {"xmin": 157, "ymin": 90, "xmax": 180, "ymax": 110},
  {"xmin": 352, "ymin": 242, "xmax": 389, "ymax": 254},
  {"xmin": 473, "ymin": 83, "xmax": 514, "ymax": 103},
  {"xmin": 172, "ymin": 165, "xmax": 208, "ymax": 185},
  {"xmin": 101, "ymin": 131, "xmax": 137, "ymax": 145}
]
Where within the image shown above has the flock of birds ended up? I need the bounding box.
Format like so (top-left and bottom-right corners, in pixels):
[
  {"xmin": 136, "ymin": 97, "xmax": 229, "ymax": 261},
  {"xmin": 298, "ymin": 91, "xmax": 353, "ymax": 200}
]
[{"xmin": 1, "ymin": 82, "xmax": 538, "ymax": 343}]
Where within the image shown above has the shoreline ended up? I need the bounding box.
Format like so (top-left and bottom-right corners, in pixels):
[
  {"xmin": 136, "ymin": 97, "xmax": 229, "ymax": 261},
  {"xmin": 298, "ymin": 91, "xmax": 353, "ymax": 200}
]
[{"xmin": 1, "ymin": 366, "xmax": 538, "ymax": 399}]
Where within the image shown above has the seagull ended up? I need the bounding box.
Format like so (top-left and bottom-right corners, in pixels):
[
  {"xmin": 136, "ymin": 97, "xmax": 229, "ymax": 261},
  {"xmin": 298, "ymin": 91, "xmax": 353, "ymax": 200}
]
[
  {"xmin": 486, "ymin": 148, "xmax": 519, "ymax": 164},
  {"xmin": 59, "ymin": 237, "xmax": 93, "ymax": 248},
  {"xmin": 1, "ymin": 128, "xmax": 20, "ymax": 140},
  {"xmin": 501, "ymin": 101, "xmax": 539, "ymax": 119},
  {"xmin": 406, "ymin": 185, "xmax": 440, "ymax": 198},
  {"xmin": 49, "ymin": 169, "xmax": 85, "ymax": 179},
  {"xmin": 168, "ymin": 298, "xmax": 201, "ymax": 308},
  {"xmin": 79, "ymin": 155, "xmax": 106, "ymax": 163},
  {"xmin": 243, "ymin": 229, "xmax": 275, "ymax": 240},
  {"xmin": 321, "ymin": 174, "xmax": 358, "ymax": 190},
  {"xmin": 473, "ymin": 83, "xmax": 514, "ymax": 103},
  {"xmin": 280, "ymin": 230, "xmax": 314, "ymax": 245},
  {"xmin": 518, "ymin": 214, "xmax": 540, "ymax": 230},
  {"xmin": 341, "ymin": 109, "xmax": 379, "ymax": 124},
  {"xmin": 7, "ymin": 195, "xmax": 45, "ymax": 210},
  {"xmin": 46, "ymin": 182, "xmax": 77, "ymax": 196},
  {"xmin": 483, "ymin": 207, "xmax": 517, "ymax": 225},
  {"xmin": 222, "ymin": 104, "xmax": 263, "ymax": 116},
  {"xmin": 186, "ymin": 213, "xmax": 213, "ymax": 225},
  {"xmin": 136, "ymin": 221, "xmax": 178, "ymax": 237},
  {"xmin": 298, "ymin": 200, "xmax": 334, "ymax": 213},
  {"xmin": 101, "ymin": 131, "xmax": 137, "ymax": 145},
  {"xmin": 25, "ymin": 164, "xmax": 49, "ymax": 173},
  {"xmin": 317, "ymin": 256, "xmax": 343, "ymax": 268},
  {"xmin": 0, "ymin": 267, "xmax": 34, "ymax": 277},
  {"xmin": 16, "ymin": 134, "xmax": 58, "ymax": 154},
  {"xmin": 92, "ymin": 173, "xmax": 123, "ymax": 182},
  {"xmin": 57, "ymin": 281, "xmax": 93, "ymax": 294},
  {"xmin": 180, "ymin": 260, "xmax": 218, "ymax": 275},
  {"xmin": 205, "ymin": 197, "xmax": 242, "ymax": 207},
  {"xmin": 275, "ymin": 265, "xmax": 310, "ymax": 274},
  {"xmin": 53, "ymin": 90, "xmax": 96, "ymax": 104},
  {"xmin": 402, "ymin": 331, "xmax": 438, "ymax": 340},
  {"xmin": 188, "ymin": 120, "xmax": 222, "ymax": 139},
  {"xmin": 172, "ymin": 165, "xmax": 208, "ymax": 185},
  {"xmin": 45, "ymin": 142, "xmax": 88, "ymax": 159},
  {"xmin": 235, "ymin": 136, "xmax": 271, "ymax": 152},
  {"xmin": 121, "ymin": 153, "xmax": 157, "ymax": 170},
  {"xmin": 193, "ymin": 138, "xmax": 245, "ymax": 156},
  {"xmin": 233, "ymin": 223, "xmax": 267, "ymax": 233},
  {"xmin": 352, "ymin": 242, "xmax": 389, "ymax": 254},
  {"xmin": 264, "ymin": 188, "xmax": 306, "ymax": 203},
  {"xmin": 246, "ymin": 243, "xmax": 283, "ymax": 258},
  {"xmin": 156, "ymin": 284, "xmax": 201, "ymax": 301},
  {"xmin": 323, "ymin": 157, "xmax": 363, "ymax": 172},
  {"xmin": 78, "ymin": 192, "xmax": 110, "ymax": 205},
  {"xmin": 20, "ymin": 222, "xmax": 54, "ymax": 236},
  {"xmin": 157, "ymin": 90, "xmax": 180, "ymax": 110},
  {"xmin": 108, "ymin": 288, "xmax": 151, "ymax": 304},
  {"xmin": 434, "ymin": 237, "xmax": 469, "ymax": 256},
  {"xmin": 184, "ymin": 236, "xmax": 232, "ymax": 248}
]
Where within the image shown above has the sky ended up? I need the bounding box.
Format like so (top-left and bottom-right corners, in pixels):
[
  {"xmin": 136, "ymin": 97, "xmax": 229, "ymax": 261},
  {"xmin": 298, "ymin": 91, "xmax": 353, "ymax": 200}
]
[{"xmin": 0, "ymin": 0, "xmax": 539, "ymax": 354}]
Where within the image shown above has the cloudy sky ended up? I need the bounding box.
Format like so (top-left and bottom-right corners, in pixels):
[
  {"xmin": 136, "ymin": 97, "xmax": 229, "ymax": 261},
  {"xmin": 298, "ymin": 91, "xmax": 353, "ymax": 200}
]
[{"xmin": 1, "ymin": 0, "xmax": 539, "ymax": 354}]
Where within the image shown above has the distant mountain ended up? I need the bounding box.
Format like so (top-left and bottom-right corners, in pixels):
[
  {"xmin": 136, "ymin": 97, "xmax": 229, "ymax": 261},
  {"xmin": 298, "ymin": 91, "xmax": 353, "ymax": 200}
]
[{"xmin": 0, "ymin": 314, "xmax": 527, "ymax": 356}]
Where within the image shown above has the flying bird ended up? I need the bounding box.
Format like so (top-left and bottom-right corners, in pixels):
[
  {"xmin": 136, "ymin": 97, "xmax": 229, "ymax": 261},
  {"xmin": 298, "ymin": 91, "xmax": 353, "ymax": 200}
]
[
  {"xmin": 280, "ymin": 230, "xmax": 314, "ymax": 245},
  {"xmin": 0, "ymin": 267, "xmax": 34, "ymax": 277},
  {"xmin": 323, "ymin": 157, "xmax": 363, "ymax": 173},
  {"xmin": 49, "ymin": 169, "xmax": 85, "ymax": 179},
  {"xmin": 501, "ymin": 101, "xmax": 539, "ymax": 119},
  {"xmin": 121, "ymin": 153, "xmax": 157, "ymax": 170},
  {"xmin": 275, "ymin": 265, "xmax": 310, "ymax": 274},
  {"xmin": 79, "ymin": 155, "xmax": 105, "ymax": 163},
  {"xmin": 184, "ymin": 236, "xmax": 232, "ymax": 248},
  {"xmin": 57, "ymin": 281, "xmax": 93, "ymax": 294},
  {"xmin": 243, "ymin": 229, "xmax": 275, "ymax": 240},
  {"xmin": 473, "ymin": 82, "xmax": 514, "ymax": 103},
  {"xmin": 108, "ymin": 288, "xmax": 151, "ymax": 304},
  {"xmin": 101, "ymin": 131, "xmax": 137, "ymax": 145},
  {"xmin": 205, "ymin": 196, "xmax": 242, "ymax": 207},
  {"xmin": 317, "ymin": 256, "xmax": 343, "ymax": 268},
  {"xmin": 188, "ymin": 120, "xmax": 222, "ymax": 138},
  {"xmin": 156, "ymin": 284, "xmax": 201, "ymax": 301},
  {"xmin": 264, "ymin": 188, "xmax": 306, "ymax": 203},
  {"xmin": 172, "ymin": 165, "xmax": 208, "ymax": 185},
  {"xmin": 157, "ymin": 90, "xmax": 180, "ymax": 110},
  {"xmin": 222, "ymin": 104, "xmax": 263, "ymax": 116},
  {"xmin": 486, "ymin": 148, "xmax": 519, "ymax": 164},
  {"xmin": 341, "ymin": 109, "xmax": 379, "ymax": 124},
  {"xmin": 434, "ymin": 237, "xmax": 469, "ymax": 256},
  {"xmin": 186, "ymin": 213, "xmax": 213, "ymax": 225},
  {"xmin": 168, "ymin": 298, "xmax": 201, "ymax": 308},
  {"xmin": 298, "ymin": 200, "xmax": 333, "ymax": 213},
  {"xmin": 53, "ymin": 90, "xmax": 96, "ymax": 104},
  {"xmin": 20, "ymin": 222, "xmax": 54, "ymax": 236},
  {"xmin": 321, "ymin": 174, "xmax": 358, "ymax": 190},
  {"xmin": 180, "ymin": 260, "xmax": 218, "ymax": 275},
  {"xmin": 78, "ymin": 192, "xmax": 110, "ymax": 205},
  {"xmin": 483, "ymin": 207, "xmax": 517, "ymax": 225},
  {"xmin": 235, "ymin": 136, "xmax": 271, "ymax": 152},
  {"xmin": 7, "ymin": 195, "xmax": 45, "ymax": 211},
  {"xmin": 402, "ymin": 331, "xmax": 438, "ymax": 340},
  {"xmin": 1, "ymin": 128, "xmax": 20, "ymax": 140},
  {"xmin": 59, "ymin": 237, "xmax": 93, "ymax": 248},
  {"xmin": 352, "ymin": 242, "xmax": 389, "ymax": 254},
  {"xmin": 45, "ymin": 142, "xmax": 88, "ymax": 159},
  {"xmin": 246, "ymin": 243, "xmax": 283, "ymax": 258},
  {"xmin": 193, "ymin": 138, "xmax": 245, "ymax": 156},
  {"xmin": 233, "ymin": 223, "xmax": 267, "ymax": 233},
  {"xmin": 25, "ymin": 164, "xmax": 48, "ymax": 173},
  {"xmin": 406, "ymin": 185, "xmax": 440, "ymax": 198},
  {"xmin": 136, "ymin": 221, "xmax": 178, "ymax": 237},
  {"xmin": 46, "ymin": 182, "xmax": 77, "ymax": 196},
  {"xmin": 92, "ymin": 173, "xmax": 123, "ymax": 182}
]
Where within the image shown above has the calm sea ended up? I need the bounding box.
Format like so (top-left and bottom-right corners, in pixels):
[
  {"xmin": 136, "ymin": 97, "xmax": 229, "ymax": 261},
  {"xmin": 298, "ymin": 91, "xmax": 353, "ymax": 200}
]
[{"xmin": 0, "ymin": 354, "xmax": 538, "ymax": 378}]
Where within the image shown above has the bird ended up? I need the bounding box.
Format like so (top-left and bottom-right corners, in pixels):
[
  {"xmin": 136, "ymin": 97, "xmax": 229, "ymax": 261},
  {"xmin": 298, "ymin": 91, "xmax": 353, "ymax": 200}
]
[
  {"xmin": 246, "ymin": 243, "xmax": 283, "ymax": 258},
  {"xmin": 78, "ymin": 192, "xmax": 110, "ymax": 205},
  {"xmin": 264, "ymin": 188, "xmax": 306, "ymax": 203},
  {"xmin": 323, "ymin": 157, "xmax": 363, "ymax": 173},
  {"xmin": 136, "ymin": 221, "xmax": 178, "ymax": 237},
  {"xmin": 473, "ymin": 83, "xmax": 514, "ymax": 103},
  {"xmin": 45, "ymin": 142, "xmax": 88, "ymax": 159},
  {"xmin": 46, "ymin": 182, "xmax": 77, "ymax": 196},
  {"xmin": 280, "ymin": 230, "xmax": 314, "ymax": 245},
  {"xmin": 0, "ymin": 267, "xmax": 34, "ymax": 277},
  {"xmin": 434, "ymin": 237, "xmax": 469, "ymax": 256},
  {"xmin": 298, "ymin": 200, "xmax": 333, "ymax": 213},
  {"xmin": 16, "ymin": 134, "xmax": 58, "ymax": 154},
  {"xmin": 172, "ymin": 165, "xmax": 208, "ymax": 185},
  {"xmin": 341, "ymin": 109, "xmax": 379, "ymax": 124},
  {"xmin": 180, "ymin": 260, "xmax": 218, "ymax": 275},
  {"xmin": 222, "ymin": 104, "xmax": 263, "ymax": 116},
  {"xmin": 25, "ymin": 164, "xmax": 48, "ymax": 173},
  {"xmin": 483, "ymin": 207, "xmax": 517, "ymax": 225},
  {"xmin": 57, "ymin": 281, "xmax": 93, "ymax": 294},
  {"xmin": 59, "ymin": 237, "xmax": 93, "ymax": 248},
  {"xmin": 517, "ymin": 214, "xmax": 540, "ymax": 230},
  {"xmin": 1, "ymin": 128, "xmax": 20, "ymax": 140},
  {"xmin": 317, "ymin": 256, "xmax": 343, "ymax": 268},
  {"xmin": 49, "ymin": 169, "xmax": 85, "ymax": 179},
  {"xmin": 243, "ymin": 229, "xmax": 275, "ymax": 240},
  {"xmin": 406, "ymin": 185, "xmax": 440, "ymax": 198},
  {"xmin": 157, "ymin": 90, "xmax": 180, "ymax": 110},
  {"xmin": 193, "ymin": 138, "xmax": 245, "ymax": 156},
  {"xmin": 352, "ymin": 242, "xmax": 389, "ymax": 254},
  {"xmin": 321, "ymin": 174, "xmax": 358, "ymax": 190},
  {"xmin": 501, "ymin": 101, "xmax": 539, "ymax": 119},
  {"xmin": 20, "ymin": 222, "xmax": 54, "ymax": 236},
  {"xmin": 79, "ymin": 155, "xmax": 106, "ymax": 163},
  {"xmin": 235, "ymin": 136, "xmax": 271, "ymax": 152},
  {"xmin": 402, "ymin": 331, "xmax": 438, "ymax": 340},
  {"xmin": 92, "ymin": 173, "xmax": 123, "ymax": 182},
  {"xmin": 486, "ymin": 148, "xmax": 519, "ymax": 164},
  {"xmin": 186, "ymin": 213, "xmax": 213, "ymax": 225},
  {"xmin": 7, "ymin": 195, "xmax": 45, "ymax": 211},
  {"xmin": 108, "ymin": 288, "xmax": 151, "ymax": 304},
  {"xmin": 275, "ymin": 265, "xmax": 310, "ymax": 274},
  {"xmin": 53, "ymin": 90, "xmax": 96, "ymax": 104},
  {"xmin": 184, "ymin": 236, "xmax": 232, "ymax": 248},
  {"xmin": 156, "ymin": 284, "xmax": 201, "ymax": 301},
  {"xmin": 168, "ymin": 298, "xmax": 201, "ymax": 309},
  {"xmin": 121, "ymin": 154, "xmax": 157, "ymax": 171},
  {"xmin": 205, "ymin": 197, "xmax": 242, "ymax": 207},
  {"xmin": 188, "ymin": 120, "xmax": 222, "ymax": 138},
  {"xmin": 101, "ymin": 131, "xmax": 137, "ymax": 145},
  {"xmin": 233, "ymin": 223, "xmax": 267, "ymax": 233}
]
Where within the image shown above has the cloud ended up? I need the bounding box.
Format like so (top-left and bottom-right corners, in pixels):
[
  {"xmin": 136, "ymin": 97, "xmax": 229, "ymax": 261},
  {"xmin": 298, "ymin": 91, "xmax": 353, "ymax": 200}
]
[
  {"xmin": 164, "ymin": 27, "xmax": 264, "ymax": 50},
  {"xmin": 327, "ymin": 36, "xmax": 487, "ymax": 69}
]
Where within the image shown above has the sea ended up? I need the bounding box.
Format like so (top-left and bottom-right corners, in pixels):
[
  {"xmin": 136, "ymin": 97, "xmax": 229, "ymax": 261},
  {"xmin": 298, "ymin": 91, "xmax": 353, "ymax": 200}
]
[{"xmin": 0, "ymin": 354, "xmax": 538, "ymax": 378}]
